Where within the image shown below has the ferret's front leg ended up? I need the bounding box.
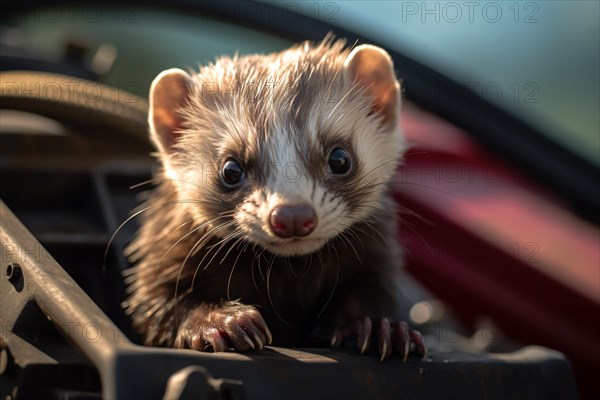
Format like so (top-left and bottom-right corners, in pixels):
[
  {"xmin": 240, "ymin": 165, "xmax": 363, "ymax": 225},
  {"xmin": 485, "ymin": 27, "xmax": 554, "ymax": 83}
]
[{"xmin": 175, "ymin": 301, "xmax": 272, "ymax": 352}]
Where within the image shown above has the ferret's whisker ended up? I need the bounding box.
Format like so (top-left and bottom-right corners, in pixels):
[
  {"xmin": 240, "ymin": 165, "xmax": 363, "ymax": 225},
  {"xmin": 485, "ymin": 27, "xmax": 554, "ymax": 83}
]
[
  {"xmin": 130, "ymin": 176, "xmax": 205, "ymax": 192},
  {"xmin": 218, "ymin": 231, "xmax": 247, "ymax": 264},
  {"xmin": 159, "ymin": 214, "xmax": 232, "ymax": 270},
  {"xmin": 104, "ymin": 200, "xmax": 201, "ymax": 272},
  {"xmin": 173, "ymin": 218, "xmax": 235, "ymax": 324},
  {"xmin": 189, "ymin": 221, "xmax": 237, "ymax": 289},
  {"xmin": 250, "ymin": 251, "xmax": 260, "ymax": 294},
  {"xmin": 317, "ymin": 243, "xmax": 339, "ymax": 319},
  {"xmin": 201, "ymin": 226, "xmax": 241, "ymax": 272},
  {"xmin": 339, "ymin": 224, "xmax": 366, "ymax": 251},
  {"xmin": 226, "ymin": 236, "xmax": 247, "ymax": 300},
  {"xmin": 257, "ymin": 252, "xmax": 266, "ymax": 282},
  {"xmin": 338, "ymin": 231, "xmax": 363, "ymax": 266},
  {"xmin": 360, "ymin": 220, "xmax": 392, "ymax": 250},
  {"xmin": 266, "ymin": 255, "xmax": 292, "ymax": 327},
  {"xmin": 401, "ymin": 220, "xmax": 435, "ymax": 256},
  {"xmin": 360, "ymin": 155, "xmax": 405, "ymax": 180}
]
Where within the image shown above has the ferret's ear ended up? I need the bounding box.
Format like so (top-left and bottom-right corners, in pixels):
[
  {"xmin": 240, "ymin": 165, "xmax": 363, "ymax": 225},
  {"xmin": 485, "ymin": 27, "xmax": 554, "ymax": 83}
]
[
  {"xmin": 148, "ymin": 68, "xmax": 193, "ymax": 153},
  {"xmin": 344, "ymin": 45, "xmax": 400, "ymax": 129}
]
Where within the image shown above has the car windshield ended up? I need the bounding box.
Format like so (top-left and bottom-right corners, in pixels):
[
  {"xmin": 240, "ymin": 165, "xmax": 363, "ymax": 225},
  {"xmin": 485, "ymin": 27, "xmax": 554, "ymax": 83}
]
[{"xmin": 272, "ymin": 0, "xmax": 599, "ymax": 166}]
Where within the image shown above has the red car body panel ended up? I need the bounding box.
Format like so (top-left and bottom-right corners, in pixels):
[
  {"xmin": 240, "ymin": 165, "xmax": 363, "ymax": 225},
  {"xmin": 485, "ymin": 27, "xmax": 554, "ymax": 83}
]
[{"xmin": 396, "ymin": 103, "xmax": 600, "ymax": 397}]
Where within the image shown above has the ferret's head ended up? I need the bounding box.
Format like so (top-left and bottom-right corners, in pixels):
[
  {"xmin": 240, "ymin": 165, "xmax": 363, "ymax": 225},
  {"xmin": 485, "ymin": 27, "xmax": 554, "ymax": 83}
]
[{"xmin": 148, "ymin": 39, "xmax": 405, "ymax": 257}]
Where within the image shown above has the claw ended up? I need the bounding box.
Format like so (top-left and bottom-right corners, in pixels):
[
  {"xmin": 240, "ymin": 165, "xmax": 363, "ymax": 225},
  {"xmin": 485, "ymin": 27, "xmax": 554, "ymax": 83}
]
[
  {"xmin": 249, "ymin": 312, "xmax": 272, "ymax": 346},
  {"xmin": 380, "ymin": 341, "xmax": 388, "ymax": 362},
  {"xmin": 252, "ymin": 332, "xmax": 263, "ymax": 349},
  {"xmin": 357, "ymin": 317, "xmax": 372, "ymax": 354},
  {"xmin": 243, "ymin": 335, "xmax": 256, "ymax": 350},
  {"xmin": 208, "ymin": 330, "xmax": 227, "ymax": 352},
  {"xmin": 264, "ymin": 326, "xmax": 273, "ymax": 345},
  {"xmin": 392, "ymin": 321, "xmax": 410, "ymax": 362},
  {"xmin": 360, "ymin": 337, "xmax": 369, "ymax": 354},
  {"xmin": 331, "ymin": 329, "xmax": 343, "ymax": 348},
  {"xmin": 403, "ymin": 334, "xmax": 410, "ymax": 360},
  {"xmin": 410, "ymin": 329, "xmax": 427, "ymax": 359},
  {"xmin": 377, "ymin": 318, "xmax": 392, "ymax": 362}
]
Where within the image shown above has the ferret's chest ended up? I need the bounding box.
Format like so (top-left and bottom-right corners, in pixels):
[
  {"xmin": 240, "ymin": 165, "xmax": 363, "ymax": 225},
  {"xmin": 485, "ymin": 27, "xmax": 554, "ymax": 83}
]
[
  {"xmin": 190, "ymin": 248, "xmax": 332, "ymax": 306},
  {"xmin": 224, "ymin": 252, "xmax": 336, "ymax": 310}
]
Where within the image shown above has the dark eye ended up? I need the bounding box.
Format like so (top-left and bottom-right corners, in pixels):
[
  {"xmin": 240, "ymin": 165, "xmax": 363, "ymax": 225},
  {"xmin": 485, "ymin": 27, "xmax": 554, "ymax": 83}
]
[
  {"xmin": 221, "ymin": 159, "xmax": 245, "ymax": 186},
  {"xmin": 328, "ymin": 148, "xmax": 351, "ymax": 175}
]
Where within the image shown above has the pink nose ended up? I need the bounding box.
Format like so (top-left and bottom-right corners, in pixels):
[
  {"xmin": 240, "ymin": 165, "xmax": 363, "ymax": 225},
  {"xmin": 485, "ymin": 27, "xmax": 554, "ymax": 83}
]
[{"xmin": 269, "ymin": 205, "xmax": 318, "ymax": 238}]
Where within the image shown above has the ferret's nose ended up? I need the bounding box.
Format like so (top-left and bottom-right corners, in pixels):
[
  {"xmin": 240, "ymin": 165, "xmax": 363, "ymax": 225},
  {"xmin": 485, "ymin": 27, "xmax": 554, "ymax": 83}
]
[{"xmin": 269, "ymin": 204, "xmax": 317, "ymax": 238}]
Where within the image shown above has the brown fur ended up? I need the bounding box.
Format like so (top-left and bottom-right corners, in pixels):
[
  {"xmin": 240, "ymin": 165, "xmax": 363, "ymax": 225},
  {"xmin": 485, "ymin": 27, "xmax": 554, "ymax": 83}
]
[
  {"xmin": 124, "ymin": 176, "xmax": 402, "ymax": 347},
  {"xmin": 123, "ymin": 37, "xmax": 414, "ymax": 352}
]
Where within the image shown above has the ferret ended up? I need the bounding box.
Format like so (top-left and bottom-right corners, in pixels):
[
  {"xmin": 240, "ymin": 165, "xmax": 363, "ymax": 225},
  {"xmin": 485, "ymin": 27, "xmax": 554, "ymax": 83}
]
[{"xmin": 123, "ymin": 37, "xmax": 426, "ymax": 361}]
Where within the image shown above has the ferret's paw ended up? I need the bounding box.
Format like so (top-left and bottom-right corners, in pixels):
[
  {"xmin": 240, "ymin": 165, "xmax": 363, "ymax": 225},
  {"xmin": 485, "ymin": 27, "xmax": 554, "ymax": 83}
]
[
  {"xmin": 175, "ymin": 304, "xmax": 272, "ymax": 352},
  {"xmin": 331, "ymin": 317, "xmax": 426, "ymax": 361}
]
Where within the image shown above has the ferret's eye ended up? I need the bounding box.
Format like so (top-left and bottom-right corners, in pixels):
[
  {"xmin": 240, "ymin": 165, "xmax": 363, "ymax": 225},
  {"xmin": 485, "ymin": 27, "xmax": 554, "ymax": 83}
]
[
  {"xmin": 327, "ymin": 148, "xmax": 351, "ymax": 175},
  {"xmin": 221, "ymin": 159, "xmax": 245, "ymax": 186}
]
